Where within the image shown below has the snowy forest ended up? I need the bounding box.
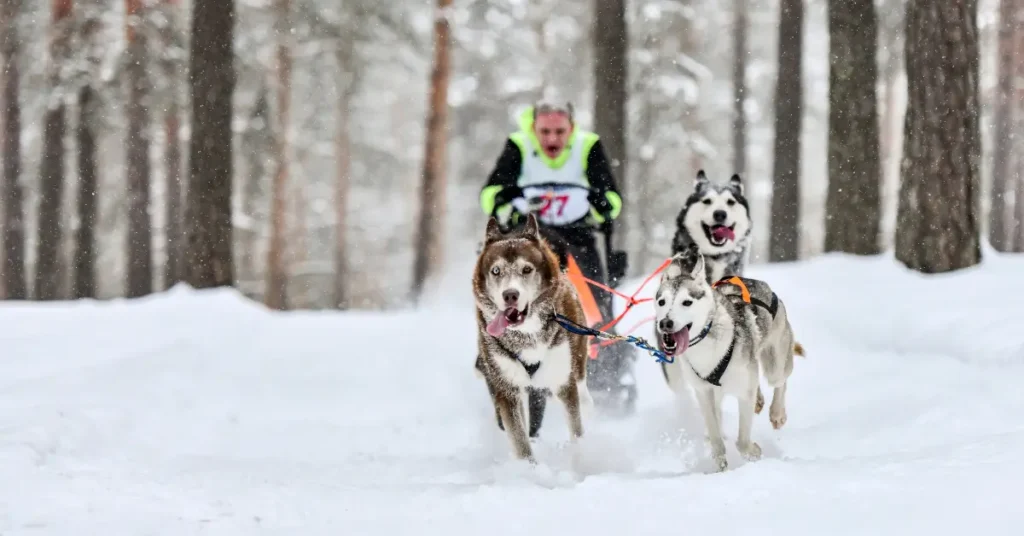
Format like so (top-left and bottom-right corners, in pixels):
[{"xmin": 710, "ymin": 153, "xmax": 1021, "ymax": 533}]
[{"xmin": 0, "ymin": 0, "xmax": 1021, "ymax": 310}]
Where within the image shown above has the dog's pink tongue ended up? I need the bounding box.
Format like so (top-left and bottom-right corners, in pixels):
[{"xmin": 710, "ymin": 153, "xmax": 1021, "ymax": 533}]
[
  {"xmin": 713, "ymin": 226, "xmax": 735, "ymax": 242},
  {"xmin": 673, "ymin": 326, "xmax": 691, "ymax": 355},
  {"xmin": 487, "ymin": 312, "xmax": 509, "ymax": 337}
]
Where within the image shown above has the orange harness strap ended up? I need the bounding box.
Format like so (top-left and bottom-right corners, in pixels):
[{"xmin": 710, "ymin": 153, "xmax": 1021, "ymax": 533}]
[
  {"xmin": 713, "ymin": 275, "xmax": 781, "ymax": 319},
  {"xmin": 712, "ymin": 276, "xmax": 751, "ymax": 304}
]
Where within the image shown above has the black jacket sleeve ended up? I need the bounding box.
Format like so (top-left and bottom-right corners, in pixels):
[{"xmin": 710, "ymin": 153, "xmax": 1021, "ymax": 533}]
[
  {"xmin": 480, "ymin": 139, "xmax": 524, "ymax": 214},
  {"xmin": 585, "ymin": 139, "xmax": 621, "ymax": 196},
  {"xmin": 584, "ymin": 139, "xmax": 623, "ymax": 222},
  {"xmin": 484, "ymin": 139, "xmax": 522, "ymax": 191}
]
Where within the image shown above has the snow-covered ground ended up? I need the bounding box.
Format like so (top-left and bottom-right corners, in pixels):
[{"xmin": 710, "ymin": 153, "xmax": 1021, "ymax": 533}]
[{"xmin": 2, "ymin": 253, "xmax": 1024, "ymax": 534}]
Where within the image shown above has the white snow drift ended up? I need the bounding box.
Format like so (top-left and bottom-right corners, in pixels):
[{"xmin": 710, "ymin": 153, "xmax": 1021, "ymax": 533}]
[{"xmin": 1, "ymin": 253, "xmax": 1023, "ymax": 534}]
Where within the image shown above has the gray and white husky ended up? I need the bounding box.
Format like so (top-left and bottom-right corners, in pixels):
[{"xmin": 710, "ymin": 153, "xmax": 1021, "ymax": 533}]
[
  {"xmin": 670, "ymin": 170, "xmax": 752, "ymax": 285},
  {"xmin": 654, "ymin": 244, "xmax": 803, "ymax": 472}
]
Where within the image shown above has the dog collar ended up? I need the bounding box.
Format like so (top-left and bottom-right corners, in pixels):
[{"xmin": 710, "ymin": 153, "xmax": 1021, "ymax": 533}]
[{"xmin": 688, "ymin": 320, "xmax": 714, "ymax": 347}]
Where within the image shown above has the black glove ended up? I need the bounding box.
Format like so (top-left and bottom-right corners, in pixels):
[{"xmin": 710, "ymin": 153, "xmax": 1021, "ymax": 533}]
[
  {"xmin": 588, "ymin": 189, "xmax": 615, "ymax": 220},
  {"xmin": 491, "ymin": 185, "xmax": 524, "ymax": 213}
]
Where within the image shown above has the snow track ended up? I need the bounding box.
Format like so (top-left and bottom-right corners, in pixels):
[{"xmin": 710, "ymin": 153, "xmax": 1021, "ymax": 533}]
[{"xmin": 2, "ymin": 254, "xmax": 1023, "ymax": 534}]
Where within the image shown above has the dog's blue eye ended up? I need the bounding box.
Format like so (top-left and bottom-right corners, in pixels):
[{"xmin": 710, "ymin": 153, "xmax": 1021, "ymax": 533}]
[
  {"xmin": 491, "ymin": 266, "xmax": 500, "ymax": 276},
  {"xmin": 683, "ymin": 300, "xmax": 693, "ymax": 306}
]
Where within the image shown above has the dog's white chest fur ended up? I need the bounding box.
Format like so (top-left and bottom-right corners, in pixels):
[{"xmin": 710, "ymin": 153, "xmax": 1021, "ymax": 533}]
[{"xmin": 494, "ymin": 341, "xmax": 572, "ymax": 390}]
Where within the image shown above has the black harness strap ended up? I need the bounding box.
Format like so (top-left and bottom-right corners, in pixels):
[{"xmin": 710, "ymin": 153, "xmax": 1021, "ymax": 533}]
[
  {"xmin": 518, "ymin": 357, "xmax": 541, "ymax": 377},
  {"xmin": 693, "ymin": 335, "xmax": 736, "ymax": 387},
  {"xmin": 494, "ymin": 338, "xmax": 542, "ymax": 378},
  {"xmin": 715, "ymin": 276, "xmax": 779, "ymax": 319}
]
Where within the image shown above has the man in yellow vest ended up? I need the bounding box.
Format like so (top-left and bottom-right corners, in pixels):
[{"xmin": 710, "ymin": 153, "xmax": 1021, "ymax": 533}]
[{"xmin": 480, "ymin": 100, "xmax": 635, "ymax": 416}]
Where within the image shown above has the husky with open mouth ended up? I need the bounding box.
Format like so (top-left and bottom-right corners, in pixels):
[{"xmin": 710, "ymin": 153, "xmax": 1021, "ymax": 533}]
[
  {"xmin": 472, "ymin": 214, "xmax": 592, "ymax": 463},
  {"xmin": 653, "ymin": 244, "xmax": 802, "ymax": 472},
  {"xmin": 670, "ymin": 170, "xmax": 752, "ymax": 285}
]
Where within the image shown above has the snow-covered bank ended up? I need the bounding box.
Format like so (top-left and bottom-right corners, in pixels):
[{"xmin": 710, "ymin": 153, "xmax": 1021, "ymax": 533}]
[{"xmin": 1, "ymin": 254, "xmax": 1022, "ymax": 534}]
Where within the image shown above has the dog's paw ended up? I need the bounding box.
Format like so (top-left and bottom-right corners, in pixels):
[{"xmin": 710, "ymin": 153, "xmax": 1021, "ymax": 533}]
[
  {"xmin": 737, "ymin": 441, "xmax": 762, "ymax": 461},
  {"xmin": 754, "ymin": 387, "xmax": 765, "ymax": 414},
  {"xmin": 770, "ymin": 408, "xmax": 787, "ymax": 429}
]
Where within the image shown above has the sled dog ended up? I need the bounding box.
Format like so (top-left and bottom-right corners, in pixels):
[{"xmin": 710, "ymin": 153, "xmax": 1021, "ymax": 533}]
[
  {"xmin": 670, "ymin": 170, "xmax": 753, "ymax": 285},
  {"xmin": 654, "ymin": 244, "xmax": 802, "ymax": 471},
  {"xmin": 473, "ymin": 214, "xmax": 592, "ymax": 462}
]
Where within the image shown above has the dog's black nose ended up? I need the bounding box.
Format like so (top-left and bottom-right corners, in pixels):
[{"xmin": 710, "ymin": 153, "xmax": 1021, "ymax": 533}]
[
  {"xmin": 502, "ymin": 289, "xmax": 519, "ymax": 306},
  {"xmin": 659, "ymin": 318, "xmax": 674, "ymax": 332},
  {"xmin": 713, "ymin": 210, "xmax": 728, "ymax": 223}
]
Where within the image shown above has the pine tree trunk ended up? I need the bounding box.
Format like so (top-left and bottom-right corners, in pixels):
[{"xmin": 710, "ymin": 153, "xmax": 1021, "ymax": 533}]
[
  {"xmin": 1013, "ymin": 1, "xmax": 1024, "ymax": 251},
  {"xmin": 185, "ymin": 0, "xmax": 235, "ymax": 288},
  {"xmin": 335, "ymin": 46, "xmax": 353, "ymax": 310},
  {"xmin": 0, "ymin": 0, "xmax": 25, "ymax": 299},
  {"xmin": 125, "ymin": 0, "xmax": 153, "ymax": 297},
  {"xmin": 264, "ymin": 0, "xmax": 291, "ymax": 310},
  {"xmin": 769, "ymin": 0, "xmax": 803, "ymax": 262},
  {"xmin": 164, "ymin": 101, "xmax": 182, "ymax": 288},
  {"xmin": 72, "ymin": 85, "xmax": 97, "ymax": 299},
  {"xmin": 592, "ymin": 0, "xmax": 629, "ymax": 254},
  {"xmin": 410, "ymin": 0, "xmax": 452, "ymax": 302},
  {"xmin": 162, "ymin": 0, "xmax": 183, "ymax": 289},
  {"xmin": 733, "ymin": 0, "xmax": 748, "ymax": 175},
  {"xmin": 990, "ymin": 0, "xmax": 1015, "ymax": 252},
  {"xmin": 35, "ymin": 0, "xmax": 73, "ymax": 300},
  {"xmin": 240, "ymin": 86, "xmax": 269, "ymax": 286},
  {"xmin": 825, "ymin": 0, "xmax": 881, "ymax": 255},
  {"xmin": 895, "ymin": 0, "xmax": 981, "ymax": 273}
]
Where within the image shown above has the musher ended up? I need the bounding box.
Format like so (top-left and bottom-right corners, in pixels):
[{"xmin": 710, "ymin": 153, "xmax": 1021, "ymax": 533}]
[{"xmin": 479, "ymin": 99, "xmax": 637, "ymax": 415}]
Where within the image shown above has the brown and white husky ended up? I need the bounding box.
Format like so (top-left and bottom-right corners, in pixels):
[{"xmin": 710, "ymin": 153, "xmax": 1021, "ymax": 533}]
[{"xmin": 472, "ymin": 214, "xmax": 592, "ymax": 463}]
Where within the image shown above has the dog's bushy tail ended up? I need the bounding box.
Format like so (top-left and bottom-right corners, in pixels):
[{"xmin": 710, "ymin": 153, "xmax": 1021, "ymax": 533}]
[{"xmin": 793, "ymin": 341, "xmax": 806, "ymax": 358}]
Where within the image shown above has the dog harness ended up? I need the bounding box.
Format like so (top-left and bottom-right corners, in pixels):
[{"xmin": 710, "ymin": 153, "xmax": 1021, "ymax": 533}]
[
  {"xmin": 664, "ymin": 276, "xmax": 780, "ymax": 387},
  {"xmin": 516, "ymin": 356, "xmax": 541, "ymax": 377},
  {"xmin": 492, "ymin": 337, "xmax": 543, "ymax": 378},
  {"xmin": 712, "ymin": 276, "xmax": 779, "ymax": 318}
]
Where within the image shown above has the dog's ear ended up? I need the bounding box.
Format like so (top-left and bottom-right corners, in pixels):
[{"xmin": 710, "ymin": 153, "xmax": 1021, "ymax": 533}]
[
  {"xmin": 524, "ymin": 213, "xmax": 540, "ymax": 238},
  {"xmin": 729, "ymin": 173, "xmax": 744, "ymax": 195},
  {"xmin": 485, "ymin": 217, "xmax": 503, "ymax": 244},
  {"xmin": 690, "ymin": 250, "xmax": 706, "ymax": 282},
  {"xmin": 694, "ymin": 169, "xmax": 710, "ymax": 192},
  {"xmin": 665, "ymin": 253, "xmax": 687, "ymax": 280}
]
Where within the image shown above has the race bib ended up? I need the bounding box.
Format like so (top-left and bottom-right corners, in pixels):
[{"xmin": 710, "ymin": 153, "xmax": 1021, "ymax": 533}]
[{"xmin": 511, "ymin": 185, "xmax": 592, "ymax": 226}]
